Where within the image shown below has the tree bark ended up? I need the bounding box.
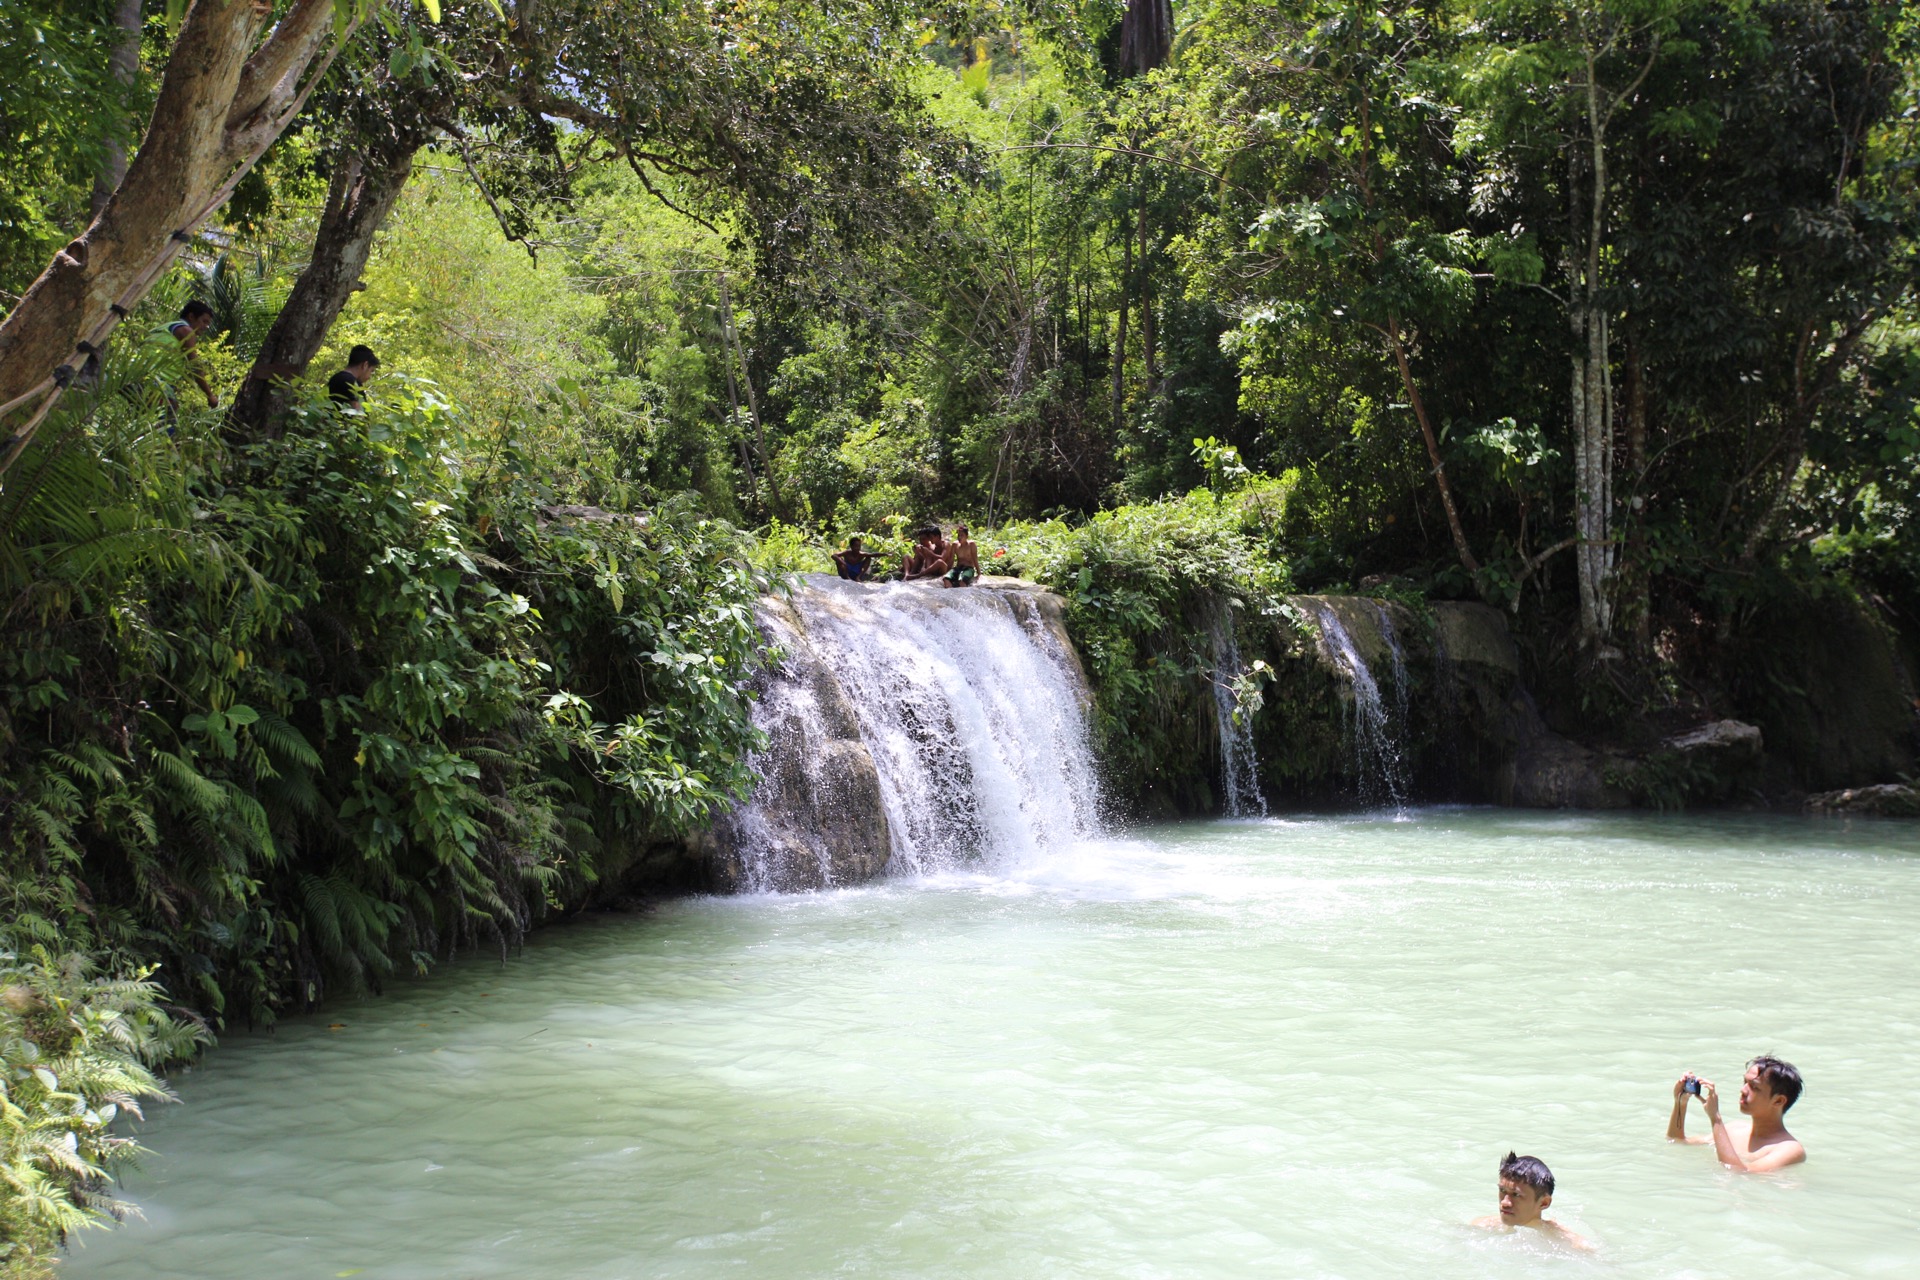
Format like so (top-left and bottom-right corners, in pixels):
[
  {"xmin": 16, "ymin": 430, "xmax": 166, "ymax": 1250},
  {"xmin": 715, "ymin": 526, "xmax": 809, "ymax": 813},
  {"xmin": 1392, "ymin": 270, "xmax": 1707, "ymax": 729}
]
[
  {"xmin": 1570, "ymin": 44, "xmax": 1617, "ymax": 646},
  {"xmin": 1386, "ymin": 321, "xmax": 1480, "ymax": 579},
  {"xmin": 0, "ymin": 0, "xmax": 343, "ymax": 469},
  {"xmin": 1622, "ymin": 334, "xmax": 1650, "ymax": 658},
  {"xmin": 90, "ymin": 0, "xmax": 146, "ymax": 222},
  {"xmin": 230, "ymin": 147, "xmax": 421, "ymax": 435},
  {"xmin": 1110, "ymin": 204, "xmax": 1132, "ymax": 435},
  {"xmin": 1119, "ymin": 0, "xmax": 1173, "ymax": 76}
]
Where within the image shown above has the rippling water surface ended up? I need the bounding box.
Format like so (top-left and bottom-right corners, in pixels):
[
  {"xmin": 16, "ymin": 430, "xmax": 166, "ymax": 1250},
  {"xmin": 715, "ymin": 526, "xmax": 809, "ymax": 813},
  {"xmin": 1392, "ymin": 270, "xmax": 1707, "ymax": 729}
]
[{"xmin": 69, "ymin": 811, "xmax": 1920, "ymax": 1278}]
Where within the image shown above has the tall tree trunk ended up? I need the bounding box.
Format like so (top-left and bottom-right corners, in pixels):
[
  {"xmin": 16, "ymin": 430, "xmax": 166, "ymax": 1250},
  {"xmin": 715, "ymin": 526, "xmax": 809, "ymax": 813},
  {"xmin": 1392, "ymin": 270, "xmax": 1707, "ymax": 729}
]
[
  {"xmin": 1569, "ymin": 48, "xmax": 1617, "ymax": 647},
  {"xmin": 1119, "ymin": 0, "xmax": 1173, "ymax": 76},
  {"xmin": 1110, "ymin": 204, "xmax": 1132, "ymax": 435},
  {"xmin": 1138, "ymin": 205, "xmax": 1157, "ymax": 387},
  {"xmin": 1386, "ymin": 321, "xmax": 1479, "ymax": 579},
  {"xmin": 230, "ymin": 147, "xmax": 421, "ymax": 436},
  {"xmin": 1621, "ymin": 334, "xmax": 1651, "ymax": 659},
  {"xmin": 718, "ymin": 274, "xmax": 781, "ymax": 516},
  {"xmin": 90, "ymin": 0, "xmax": 145, "ymax": 222},
  {"xmin": 0, "ymin": 0, "xmax": 345, "ymax": 474}
]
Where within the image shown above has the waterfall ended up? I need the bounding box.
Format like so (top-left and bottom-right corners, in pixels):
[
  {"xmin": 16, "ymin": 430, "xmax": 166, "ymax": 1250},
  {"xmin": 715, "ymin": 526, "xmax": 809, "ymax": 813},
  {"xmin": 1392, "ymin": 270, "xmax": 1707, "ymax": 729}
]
[
  {"xmin": 715, "ymin": 575, "xmax": 1103, "ymax": 890},
  {"xmin": 1207, "ymin": 599, "xmax": 1268, "ymax": 817},
  {"xmin": 1309, "ymin": 604, "xmax": 1409, "ymax": 809},
  {"xmin": 1374, "ymin": 602, "xmax": 1411, "ymax": 740}
]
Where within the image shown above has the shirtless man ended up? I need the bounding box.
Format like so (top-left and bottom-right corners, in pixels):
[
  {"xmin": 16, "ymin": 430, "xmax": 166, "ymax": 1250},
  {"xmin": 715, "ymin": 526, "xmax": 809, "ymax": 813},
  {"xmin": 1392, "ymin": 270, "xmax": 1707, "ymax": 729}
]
[
  {"xmin": 901, "ymin": 527, "xmax": 950, "ymax": 581},
  {"xmin": 940, "ymin": 524, "xmax": 980, "ymax": 588},
  {"xmin": 832, "ymin": 535, "xmax": 878, "ymax": 582},
  {"xmin": 1471, "ymin": 1152, "xmax": 1594, "ymax": 1252},
  {"xmin": 1667, "ymin": 1056, "xmax": 1805, "ymax": 1173}
]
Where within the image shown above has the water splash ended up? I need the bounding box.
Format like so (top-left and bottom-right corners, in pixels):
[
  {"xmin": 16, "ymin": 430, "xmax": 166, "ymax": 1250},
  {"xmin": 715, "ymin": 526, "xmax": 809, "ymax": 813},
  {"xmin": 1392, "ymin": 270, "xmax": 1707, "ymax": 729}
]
[
  {"xmin": 723, "ymin": 576, "xmax": 1103, "ymax": 889},
  {"xmin": 1207, "ymin": 598, "xmax": 1268, "ymax": 817},
  {"xmin": 1310, "ymin": 604, "xmax": 1409, "ymax": 810}
]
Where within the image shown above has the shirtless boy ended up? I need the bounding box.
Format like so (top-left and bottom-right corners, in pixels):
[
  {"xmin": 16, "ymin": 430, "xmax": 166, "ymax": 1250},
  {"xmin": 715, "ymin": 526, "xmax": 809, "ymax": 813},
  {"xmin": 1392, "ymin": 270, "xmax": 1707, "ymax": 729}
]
[
  {"xmin": 1472, "ymin": 1152, "xmax": 1594, "ymax": 1251},
  {"xmin": 1668, "ymin": 1056, "xmax": 1805, "ymax": 1172},
  {"xmin": 901, "ymin": 527, "xmax": 950, "ymax": 581},
  {"xmin": 941, "ymin": 524, "xmax": 980, "ymax": 588}
]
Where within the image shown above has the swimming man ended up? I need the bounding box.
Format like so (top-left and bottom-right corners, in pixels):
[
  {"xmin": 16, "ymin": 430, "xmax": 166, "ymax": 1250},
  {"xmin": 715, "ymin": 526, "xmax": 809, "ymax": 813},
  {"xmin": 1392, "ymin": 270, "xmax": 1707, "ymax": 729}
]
[
  {"xmin": 1471, "ymin": 1152, "xmax": 1594, "ymax": 1251},
  {"xmin": 1668, "ymin": 1056, "xmax": 1805, "ymax": 1172}
]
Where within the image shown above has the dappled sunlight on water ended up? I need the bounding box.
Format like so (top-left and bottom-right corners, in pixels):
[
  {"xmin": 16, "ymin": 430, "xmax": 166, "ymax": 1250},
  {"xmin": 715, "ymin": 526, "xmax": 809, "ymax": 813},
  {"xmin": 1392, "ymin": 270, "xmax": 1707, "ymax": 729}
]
[{"xmin": 69, "ymin": 810, "xmax": 1920, "ymax": 1278}]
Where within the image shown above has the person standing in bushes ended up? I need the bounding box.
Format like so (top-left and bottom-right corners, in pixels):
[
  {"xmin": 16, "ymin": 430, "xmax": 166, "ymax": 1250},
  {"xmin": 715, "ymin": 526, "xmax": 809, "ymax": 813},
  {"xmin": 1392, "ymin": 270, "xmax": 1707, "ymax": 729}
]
[
  {"xmin": 328, "ymin": 344, "xmax": 380, "ymax": 408},
  {"xmin": 154, "ymin": 299, "xmax": 218, "ymax": 408}
]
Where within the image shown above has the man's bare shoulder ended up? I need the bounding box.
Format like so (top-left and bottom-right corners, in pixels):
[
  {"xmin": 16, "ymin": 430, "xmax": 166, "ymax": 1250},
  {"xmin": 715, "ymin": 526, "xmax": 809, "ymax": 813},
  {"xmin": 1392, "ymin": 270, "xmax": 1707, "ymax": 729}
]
[
  {"xmin": 1540, "ymin": 1220, "xmax": 1597, "ymax": 1252},
  {"xmin": 1747, "ymin": 1135, "xmax": 1806, "ymax": 1171}
]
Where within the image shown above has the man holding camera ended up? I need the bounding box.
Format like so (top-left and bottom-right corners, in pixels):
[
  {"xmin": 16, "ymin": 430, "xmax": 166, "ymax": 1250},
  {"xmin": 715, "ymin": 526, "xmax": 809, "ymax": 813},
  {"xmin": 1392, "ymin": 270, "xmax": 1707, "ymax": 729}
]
[{"xmin": 1667, "ymin": 1056, "xmax": 1805, "ymax": 1172}]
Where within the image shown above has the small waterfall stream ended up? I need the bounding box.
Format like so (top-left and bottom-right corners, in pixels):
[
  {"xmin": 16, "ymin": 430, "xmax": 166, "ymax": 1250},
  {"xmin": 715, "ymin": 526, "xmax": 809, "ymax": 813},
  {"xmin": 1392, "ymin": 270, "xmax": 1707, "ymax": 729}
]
[
  {"xmin": 1309, "ymin": 604, "xmax": 1410, "ymax": 809},
  {"xmin": 718, "ymin": 576, "xmax": 1103, "ymax": 890},
  {"xmin": 1207, "ymin": 599, "xmax": 1268, "ymax": 817}
]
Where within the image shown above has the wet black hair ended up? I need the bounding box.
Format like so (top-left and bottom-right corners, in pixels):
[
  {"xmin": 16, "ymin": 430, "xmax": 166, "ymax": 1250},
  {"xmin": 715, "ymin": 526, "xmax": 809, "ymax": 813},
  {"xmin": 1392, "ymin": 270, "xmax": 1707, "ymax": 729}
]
[
  {"xmin": 348, "ymin": 344, "xmax": 380, "ymax": 369},
  {"xmin": 847, "ymin": 536, "xmax": 863, "ymax": 549},
  {"xmin": 1748, "ymin": 1056, "xmax": 1803, "ymax": 1111},
  {"xmin": 180, "ymin": 300, "xmax": 213, "ymax": 321},
  {"xmin": 1499, "ymin": 1152, "xmax": 1554, "ymax": 1197}
]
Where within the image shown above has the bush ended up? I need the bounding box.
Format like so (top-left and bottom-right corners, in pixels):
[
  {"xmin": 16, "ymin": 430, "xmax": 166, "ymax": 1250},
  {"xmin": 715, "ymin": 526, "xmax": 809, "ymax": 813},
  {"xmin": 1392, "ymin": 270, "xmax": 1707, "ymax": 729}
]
[
  {"xmin": 998, "ymin": 487, "xmax": 1292, "ymax": 812},
  {"xmin": 1, "ymin": 374, "xmax": 767, "ymax": 1027},
  {"xmin": 0, "ymin": 947, "xmax": 207, "ymax": 1280}
]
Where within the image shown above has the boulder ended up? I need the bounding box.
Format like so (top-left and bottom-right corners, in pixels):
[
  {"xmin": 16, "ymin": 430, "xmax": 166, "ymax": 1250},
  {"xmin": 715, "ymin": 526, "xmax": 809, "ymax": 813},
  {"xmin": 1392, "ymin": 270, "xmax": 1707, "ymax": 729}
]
[
  {"xmin": 1661, "ymin": 719, "xmax": 1763, "ymax": 763},
  {"xmin": 1804, "ymin": 783, "xmax": 1920, "ymax": 818}
]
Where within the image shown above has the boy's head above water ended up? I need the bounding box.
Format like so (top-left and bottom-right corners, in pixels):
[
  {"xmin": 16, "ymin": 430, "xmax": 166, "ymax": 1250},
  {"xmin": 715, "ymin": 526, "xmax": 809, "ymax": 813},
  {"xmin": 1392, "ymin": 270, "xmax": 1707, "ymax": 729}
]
[{"xmin": 1497, "ymin": 1153, "xmax": 1555, "ymax": 1227}]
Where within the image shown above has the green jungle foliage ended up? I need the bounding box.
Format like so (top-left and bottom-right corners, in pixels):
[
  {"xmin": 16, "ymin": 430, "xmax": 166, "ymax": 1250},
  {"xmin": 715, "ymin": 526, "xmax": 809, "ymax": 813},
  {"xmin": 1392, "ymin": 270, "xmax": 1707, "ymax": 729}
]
[
  {"xmin": 2, "ymin": 0, "xmax": 1919, "ymax": 1258},
  {"xmin": 998, "ymin": 453, "xmax": 1294, "ymax": 811},
  {"xmin": 0, "ymin": 948, "xmax": 205, "ymax": 1280},
  {"xmin": 2, "ymin": 364, "xmax": 765, "ymax": 1027}
]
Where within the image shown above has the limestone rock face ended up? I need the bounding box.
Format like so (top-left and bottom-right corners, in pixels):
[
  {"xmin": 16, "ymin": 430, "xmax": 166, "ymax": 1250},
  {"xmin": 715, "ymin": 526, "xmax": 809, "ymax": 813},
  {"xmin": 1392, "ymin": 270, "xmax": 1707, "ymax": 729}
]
[
  {"xmin": 701, "ymin": 595, "xmax": 892, "ymax": 892},
  {"xmin": 1805, "ymin": 783, "xmax": 1920, "ymax": 818}
]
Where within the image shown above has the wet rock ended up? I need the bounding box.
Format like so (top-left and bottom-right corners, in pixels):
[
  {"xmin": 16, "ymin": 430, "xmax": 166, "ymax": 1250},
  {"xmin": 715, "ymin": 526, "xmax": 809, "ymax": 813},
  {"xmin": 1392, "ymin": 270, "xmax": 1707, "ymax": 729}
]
[
  {"xmin": 701, "ymin": 594, "xmax": 892, "ymax": 891},
  {"xmin": 1804, "ymin": 783, "xmax": 1920, "ymax": 818},
  {"xmin": 1508, "ymin": 700, "xmax": 1633, "ymax": 809},
  {"xmin": 1661, "ymin": 719, "xmax": 1763, "ymax": 763}
]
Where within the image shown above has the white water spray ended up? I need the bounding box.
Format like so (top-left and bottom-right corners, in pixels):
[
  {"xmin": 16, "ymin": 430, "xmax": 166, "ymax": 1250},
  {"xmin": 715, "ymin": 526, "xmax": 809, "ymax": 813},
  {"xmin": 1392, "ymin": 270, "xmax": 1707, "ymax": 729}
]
[
  {"xmin": 722, "ymin": 576, "xmax": 1103, "ymax": 889},
  {"xmin": 1207, "ymin": 599, "xmax": 1268, "ymax": 817},
  {"xmin": 1310, "ymin": 604, "xmax": 1409, "ymax": 809}
]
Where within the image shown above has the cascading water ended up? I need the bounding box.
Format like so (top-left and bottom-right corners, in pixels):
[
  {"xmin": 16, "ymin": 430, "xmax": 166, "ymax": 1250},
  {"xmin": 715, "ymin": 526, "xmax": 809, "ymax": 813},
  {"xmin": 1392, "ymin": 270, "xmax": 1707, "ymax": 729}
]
[
  {"xmin": 1206, "ymin": 599, "xmax": 1268, "ymax": 817},
  {"xmin": 1373, "ymin": 602, "xmax": 1410, "ymax": 739},
  {"xmin": 1309, "ymin": 604, "xmax": 1409, "ymax": 809},
  {"xmin": 716, "ymin": 575, "xmax": 1103, "ymax": 890}
]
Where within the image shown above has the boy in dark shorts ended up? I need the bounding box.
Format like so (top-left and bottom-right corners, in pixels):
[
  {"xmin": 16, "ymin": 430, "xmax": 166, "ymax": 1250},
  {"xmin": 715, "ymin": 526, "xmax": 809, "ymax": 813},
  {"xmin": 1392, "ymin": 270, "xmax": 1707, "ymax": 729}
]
[
  {"xmin": 832, "ymin": 535, "xmax": 878, "ymax": 581},
  {"xmin": 941, "ymin": 524, "xmax": 979, "ymax": 588}
]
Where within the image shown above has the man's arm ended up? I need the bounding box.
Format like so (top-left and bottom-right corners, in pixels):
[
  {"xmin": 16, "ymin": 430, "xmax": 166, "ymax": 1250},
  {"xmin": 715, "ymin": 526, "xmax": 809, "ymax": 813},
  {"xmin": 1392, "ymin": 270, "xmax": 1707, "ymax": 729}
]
[
  {"xmin": 1667, "ymin": 1075, "xmax": 1704, "ymax": 1143},
  {"xmin": 1699, "ymin": 1082, "xmax": 1802, "ymax": 1172}
]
